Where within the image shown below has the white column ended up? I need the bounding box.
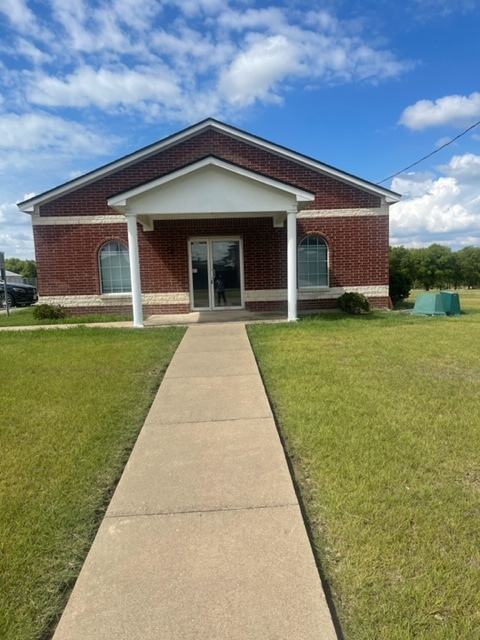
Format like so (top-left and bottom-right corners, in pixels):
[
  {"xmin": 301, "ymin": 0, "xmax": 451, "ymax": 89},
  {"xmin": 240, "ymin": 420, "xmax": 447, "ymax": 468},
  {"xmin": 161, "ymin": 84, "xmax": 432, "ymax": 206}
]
[
  {"xmin": 287, "ymin": 209, "xmax": 298, "ymax": 321},
  {"xmin": 126, "ymin": 214, "xmax": 144, "ymax": 328}
]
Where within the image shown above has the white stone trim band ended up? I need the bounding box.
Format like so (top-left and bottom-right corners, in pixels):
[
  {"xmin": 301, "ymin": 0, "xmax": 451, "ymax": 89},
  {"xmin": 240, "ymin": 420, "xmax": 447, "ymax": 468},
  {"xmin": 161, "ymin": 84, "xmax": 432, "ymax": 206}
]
[
  {"xmin": 38, "ymin": 292, "xmax": 190, "ymax": 307},
  {"xmin": 32, "ymin": 214, "xmax": 126, "ymax": 226},
  {"xmin": 297, "ymin": 204, "xmax": 389, "ymax": 218},
  {"xmin": 31, "ymin": 205, "xmax": 388, "ymax": 226},
  {"xmin": 38, "ymin": 287, "xmax": 387, "ymax": 308},
  {"xmin": 245, "ymin": 286, "xmax": 389, "ymax": 302}
]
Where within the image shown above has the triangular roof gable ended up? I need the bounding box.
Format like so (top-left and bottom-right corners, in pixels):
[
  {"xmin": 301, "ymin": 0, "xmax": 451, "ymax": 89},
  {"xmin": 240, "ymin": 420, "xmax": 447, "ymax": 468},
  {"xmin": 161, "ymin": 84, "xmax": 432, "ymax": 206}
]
[
  {"xmin": 107, "ymin": 155, "xmax": 315, "ymax": 215},
  {"xmin": 106, "ymin": 156, "xmax": 315, "ymax": 228},
  {"xmin": 18, "ymin": 118, "xmax": 400, "ymax": 212}
]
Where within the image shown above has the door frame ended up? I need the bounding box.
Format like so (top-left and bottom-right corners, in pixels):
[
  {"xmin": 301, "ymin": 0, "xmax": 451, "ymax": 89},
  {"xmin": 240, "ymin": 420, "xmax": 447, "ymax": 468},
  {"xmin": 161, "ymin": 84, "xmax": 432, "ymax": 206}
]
[{"xmin": 188, "ymin": 236, "xmax": 245, "ymax": 311}]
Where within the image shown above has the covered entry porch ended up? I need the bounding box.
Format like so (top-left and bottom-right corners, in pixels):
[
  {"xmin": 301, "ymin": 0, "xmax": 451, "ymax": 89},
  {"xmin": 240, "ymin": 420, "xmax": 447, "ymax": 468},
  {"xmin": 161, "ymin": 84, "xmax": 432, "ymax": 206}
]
[{"xmin": 108, "ymin": 156, "xmax": 314, "ymax": 327}]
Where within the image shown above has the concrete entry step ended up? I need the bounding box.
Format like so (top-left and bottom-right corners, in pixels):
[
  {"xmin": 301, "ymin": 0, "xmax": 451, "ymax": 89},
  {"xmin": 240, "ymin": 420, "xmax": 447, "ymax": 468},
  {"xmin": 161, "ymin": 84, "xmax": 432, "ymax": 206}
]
[{"xmin": 144, "ymin": 310, "xmax": 286, "ymax": 326}]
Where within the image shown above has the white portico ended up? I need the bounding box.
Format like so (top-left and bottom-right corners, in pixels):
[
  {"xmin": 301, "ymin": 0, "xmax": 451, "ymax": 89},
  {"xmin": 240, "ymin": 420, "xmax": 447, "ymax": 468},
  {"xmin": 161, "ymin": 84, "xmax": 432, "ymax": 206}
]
[{"xmin": 108, "ymin": 156, "xmax": 315, "ymax": 327}]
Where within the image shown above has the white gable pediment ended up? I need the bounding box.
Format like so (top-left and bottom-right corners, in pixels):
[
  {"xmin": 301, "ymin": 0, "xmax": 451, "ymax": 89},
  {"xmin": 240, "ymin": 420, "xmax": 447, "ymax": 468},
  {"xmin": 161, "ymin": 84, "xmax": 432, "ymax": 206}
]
[{"xmin": 107, "ymin": 157, "xmax": 314, "ymax": 222}]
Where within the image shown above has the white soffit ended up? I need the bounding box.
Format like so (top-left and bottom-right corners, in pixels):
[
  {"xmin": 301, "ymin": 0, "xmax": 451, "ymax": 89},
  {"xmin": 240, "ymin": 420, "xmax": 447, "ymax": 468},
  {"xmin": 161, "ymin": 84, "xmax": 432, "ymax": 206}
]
[{"xmin": 107, "ymin": 157, "xmax": 315, "ymax": 216}]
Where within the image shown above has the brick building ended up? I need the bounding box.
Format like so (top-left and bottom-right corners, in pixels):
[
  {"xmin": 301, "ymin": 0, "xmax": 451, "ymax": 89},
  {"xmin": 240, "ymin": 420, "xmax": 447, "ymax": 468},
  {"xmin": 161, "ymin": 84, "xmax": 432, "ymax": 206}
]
[{"xmin": 18, "ymin": 119, "xmax": 399, "ymax": 326}]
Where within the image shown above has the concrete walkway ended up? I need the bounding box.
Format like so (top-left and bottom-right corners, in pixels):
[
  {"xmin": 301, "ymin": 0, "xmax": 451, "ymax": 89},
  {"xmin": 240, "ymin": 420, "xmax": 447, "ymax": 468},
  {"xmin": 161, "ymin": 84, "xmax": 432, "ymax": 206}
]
[{"xmin": 52, "ymin": 322, "xmax": 337, "ymax": 640}]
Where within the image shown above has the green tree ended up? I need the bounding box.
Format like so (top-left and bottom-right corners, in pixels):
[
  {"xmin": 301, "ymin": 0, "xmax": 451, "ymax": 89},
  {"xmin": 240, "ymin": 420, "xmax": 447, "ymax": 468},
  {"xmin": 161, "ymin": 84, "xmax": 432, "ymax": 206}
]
[
  {"xmin": 5, "ymin": 257, "xmax": 23, "ymax": 274},
  {"xmin": 412, "ymin": 244, "xmax": 454, "ymax": 290},
  {"xmin": 22, "ymin": 260, "xmax": 37, "ymax": 278},
  {"xmin": 5, "ymin": 258, "xmax": 37, "ymax": 278},
  {"xmin": 457, "ymin": 246, "xmax": 480, "ymax": 288},
  {"xmin": 449, "ymin": 251, "xmax": 463, "ymax": 289},
  {"xmin": 389, "ymin": 246, "xmax": 415, "ymax": 303}
]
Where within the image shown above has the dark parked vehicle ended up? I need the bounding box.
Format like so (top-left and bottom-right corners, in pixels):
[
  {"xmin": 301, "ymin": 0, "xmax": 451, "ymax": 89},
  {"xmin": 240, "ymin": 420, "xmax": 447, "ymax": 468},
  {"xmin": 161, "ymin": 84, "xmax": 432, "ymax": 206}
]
[{"xmin": 0, "ymin": 280, "xmax": 38, "ymax": 307}]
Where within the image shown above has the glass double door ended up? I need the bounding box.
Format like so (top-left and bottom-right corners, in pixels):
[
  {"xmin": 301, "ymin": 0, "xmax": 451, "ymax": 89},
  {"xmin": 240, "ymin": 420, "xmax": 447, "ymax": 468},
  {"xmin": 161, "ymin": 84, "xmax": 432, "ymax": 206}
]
[{"xmin": 189, "ymin": 238, "xmax": 243, "ymax": 310}]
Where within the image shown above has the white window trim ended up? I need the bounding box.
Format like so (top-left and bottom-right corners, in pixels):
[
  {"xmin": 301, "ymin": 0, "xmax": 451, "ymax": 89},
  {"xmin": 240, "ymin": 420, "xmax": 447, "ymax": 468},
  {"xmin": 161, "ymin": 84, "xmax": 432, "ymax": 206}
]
[
  {"xmin": 298, "ymin": 235, "xmax": 329, "ymax": 289},
  {"xmin": 98, "ymin": 240, "xmax": 132, "ymax": 295}
]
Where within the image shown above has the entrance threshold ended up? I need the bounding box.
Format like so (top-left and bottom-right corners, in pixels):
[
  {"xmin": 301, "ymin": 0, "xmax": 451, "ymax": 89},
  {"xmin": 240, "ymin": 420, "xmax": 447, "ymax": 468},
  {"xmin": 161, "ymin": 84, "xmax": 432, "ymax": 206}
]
[{"xmin": 144, "ymin": 310, "xmax": 285, "ymax": 326}]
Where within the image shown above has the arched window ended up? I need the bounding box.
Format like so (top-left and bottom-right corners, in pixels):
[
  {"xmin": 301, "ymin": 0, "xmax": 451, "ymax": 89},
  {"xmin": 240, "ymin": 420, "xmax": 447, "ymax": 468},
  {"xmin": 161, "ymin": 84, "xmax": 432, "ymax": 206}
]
[
  {"xmin": 298, "ymin": 235, "xmax": 328, "ymax": 288},
  {"xmin": 99, "ymin": 241, "xmax": 131, "ymax": 293}
]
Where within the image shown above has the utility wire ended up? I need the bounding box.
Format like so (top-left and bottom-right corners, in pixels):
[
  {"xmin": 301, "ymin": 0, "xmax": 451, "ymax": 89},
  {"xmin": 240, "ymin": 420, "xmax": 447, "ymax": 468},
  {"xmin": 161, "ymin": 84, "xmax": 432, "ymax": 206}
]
[{"xmin": 376, "ymin": 119, "xmax": 480, "ymax": 185}]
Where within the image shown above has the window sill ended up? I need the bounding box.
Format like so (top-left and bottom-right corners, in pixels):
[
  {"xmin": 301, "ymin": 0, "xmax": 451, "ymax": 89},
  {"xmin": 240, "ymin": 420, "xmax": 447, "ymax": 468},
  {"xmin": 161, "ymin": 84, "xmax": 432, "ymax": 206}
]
[{"xmin": 298, "ymin": 286, "xmax": 329, "ymax": 290}]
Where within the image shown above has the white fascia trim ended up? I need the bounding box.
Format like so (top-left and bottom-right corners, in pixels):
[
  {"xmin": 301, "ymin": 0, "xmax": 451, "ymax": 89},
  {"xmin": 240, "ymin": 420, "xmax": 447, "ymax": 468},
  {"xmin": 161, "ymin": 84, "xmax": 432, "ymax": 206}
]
[
  {"xmin": 18, "ymin": 119, "xmax": 399, "ymax": 213},
  {"xmin": 107, "ymin": 156, "xmax": 315, "ymax": 211}
]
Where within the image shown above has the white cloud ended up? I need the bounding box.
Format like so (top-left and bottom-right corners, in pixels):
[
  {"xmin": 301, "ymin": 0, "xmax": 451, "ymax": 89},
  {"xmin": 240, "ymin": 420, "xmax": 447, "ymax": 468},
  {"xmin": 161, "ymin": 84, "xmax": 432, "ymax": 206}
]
[
  {"xmin": 1, "ymin": 3, "xmax": 409, "ymax": 120},
  {"xmin": 390, "ymin": 153, "xmax": 480, "ymax": 247},
  {"xmin": 23, "ymin": 0, "xmax": 161, "ymax": 62},
  {"xmin": 13, "ymin": 38, "xmax": 53, "ymax": 64},
  {"xmin": 171, "ymin": 0, "xmax": 227, "ymax": 17},
  {"xmin": 49, "ymin": 0, "xmax": 129, "ymax": 54},
  {"xmin": 0, "ymin": 201, "xmax": 35, "ymax": 260},
  {"xmin": 399, "ymin": 92, "xmax": 480, "ymax": 130},
  {"xmin": 0, "ymin": 0, "xmax": 37, "ymax": 32},
  {"xmin": 436, "ymin": 136, "xmax": 453, "ymax": 147},
  {"xmin": 219, "ymin": 35, "xmax": 302, "ymax": 106},
  {"xmin": 217, "ymin": 6, "xmax": 287, "ymax": 31},
  {"xmin": 440, "ymin": 153, "xmax": 480, "ymax": 183},
  {"xmin": 216, "ymin": 7, "xmax": 407, "ymax": 106},
  {"xmin": 149, "ymin": 27, "xmax": 235, "ymax": 72},
  {"xmin": 0, "ymin": 113, "xmax": 119, "ymax": 215},
  {"xmin": 0, "ymin": 112, "xmax": 114, "ymax": 152},
  {"xmin": 390, "ymin": 172, "xmax": 436, "ymax": 198},
  {"xmin": 29, "ymin": 65, "xmax": 183, "ymax": 110}
]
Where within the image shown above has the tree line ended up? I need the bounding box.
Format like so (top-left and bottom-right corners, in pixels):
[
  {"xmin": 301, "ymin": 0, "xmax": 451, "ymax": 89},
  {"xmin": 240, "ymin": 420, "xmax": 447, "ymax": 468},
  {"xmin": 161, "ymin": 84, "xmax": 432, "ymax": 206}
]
[
  {"xmin": 390, "ymin": 244, "xmax": 480, "ymax": 303},
  {"xmin": 4, "ymin": 258, "xmax": 37, "ymax": 278}
]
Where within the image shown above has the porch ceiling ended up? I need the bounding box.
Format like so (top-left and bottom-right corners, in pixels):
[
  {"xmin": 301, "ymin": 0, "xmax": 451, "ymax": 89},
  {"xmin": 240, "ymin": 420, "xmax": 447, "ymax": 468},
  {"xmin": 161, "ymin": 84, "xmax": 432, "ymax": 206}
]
[{"xmin": 107, "ymin": 156, "xmax": 315, "ymax": 229}]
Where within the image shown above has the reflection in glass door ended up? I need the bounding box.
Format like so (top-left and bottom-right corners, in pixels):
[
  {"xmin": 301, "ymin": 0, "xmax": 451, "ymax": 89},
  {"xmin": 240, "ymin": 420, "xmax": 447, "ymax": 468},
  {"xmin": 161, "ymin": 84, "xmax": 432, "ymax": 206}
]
[
  {"xmin": 190, "ymin": 241, "xmax": 209, "ymax": 308},
  {"xmin": 189, "ymin": 238, "xmax": 243, "ymax": 310}
]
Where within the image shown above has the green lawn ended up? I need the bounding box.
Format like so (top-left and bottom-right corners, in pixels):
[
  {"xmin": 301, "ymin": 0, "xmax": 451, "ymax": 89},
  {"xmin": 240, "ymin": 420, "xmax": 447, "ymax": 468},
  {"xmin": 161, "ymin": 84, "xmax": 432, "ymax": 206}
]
[
  {"xmin": 0, "ymin": 327, "xmax": 185, "ymax": 640},
  {"xmin": 248, "ymin": 301, "xmax": 480, "ymax": 639},
  {"xmin": 0, "ymin": 306, "xmax": 133, "ymax": 327}
]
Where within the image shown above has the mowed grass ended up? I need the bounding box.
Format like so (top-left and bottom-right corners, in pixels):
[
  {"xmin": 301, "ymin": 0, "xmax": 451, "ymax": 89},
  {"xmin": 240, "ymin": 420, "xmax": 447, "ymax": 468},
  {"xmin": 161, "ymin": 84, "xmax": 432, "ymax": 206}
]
[
  {"xmin": 0, "ymin": 326, "xmax": 185, "ymax": 640},
  {"xmin": 0, "ymin": 307, "xmax": 132, "ymax": 327},
  {"xmin": 248, "ymin": 299, "xmax": 480, "ymax": 639}
]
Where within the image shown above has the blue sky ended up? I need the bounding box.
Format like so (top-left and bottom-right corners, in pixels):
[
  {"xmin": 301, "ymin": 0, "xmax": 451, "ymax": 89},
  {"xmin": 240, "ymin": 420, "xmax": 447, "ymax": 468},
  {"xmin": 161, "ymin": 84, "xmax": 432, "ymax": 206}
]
[{"xmin": 1, "ymin": 0, "xmax": 479, "ymax": 259}]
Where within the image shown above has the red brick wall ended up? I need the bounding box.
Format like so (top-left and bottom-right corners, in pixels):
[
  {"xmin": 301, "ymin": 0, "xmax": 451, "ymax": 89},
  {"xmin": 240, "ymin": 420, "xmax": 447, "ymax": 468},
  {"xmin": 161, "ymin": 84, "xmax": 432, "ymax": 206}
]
[
  {"xmin": 34, "ymin": 223, "xmax": 129, "ymax": 295},
  {"xmin": 298, "ymin": 216, "xmax": 389, "ymax": 287}
]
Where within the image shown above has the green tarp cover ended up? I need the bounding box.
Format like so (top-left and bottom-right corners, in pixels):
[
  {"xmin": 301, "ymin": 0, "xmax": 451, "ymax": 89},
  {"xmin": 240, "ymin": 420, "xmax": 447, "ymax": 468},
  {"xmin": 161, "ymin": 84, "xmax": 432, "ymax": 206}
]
[{"xmin": 412, "ymin": 292, "xmax": 461, "ymax": 316}]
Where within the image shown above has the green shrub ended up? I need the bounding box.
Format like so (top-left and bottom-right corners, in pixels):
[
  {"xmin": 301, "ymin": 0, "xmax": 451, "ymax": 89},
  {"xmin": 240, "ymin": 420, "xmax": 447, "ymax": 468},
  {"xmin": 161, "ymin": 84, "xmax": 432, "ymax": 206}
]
[
  {"xmin": 32, "ymin": 304, "xmax": 68, "ymax": 320},
  {"xmin": 389, "ymin": 270, "xmax": 412, "ymax": 304},
  {"xmin": 336, "ymin": 292, "xmax": 371, "ymax": 315}
]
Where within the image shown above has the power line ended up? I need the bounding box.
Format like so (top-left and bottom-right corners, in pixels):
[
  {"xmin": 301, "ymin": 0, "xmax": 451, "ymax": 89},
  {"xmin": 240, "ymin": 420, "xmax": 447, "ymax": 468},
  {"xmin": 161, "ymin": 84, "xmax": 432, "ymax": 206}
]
[{"xmin": 376, "ymin": 119, "xmax": 480, "ymax": 185}]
